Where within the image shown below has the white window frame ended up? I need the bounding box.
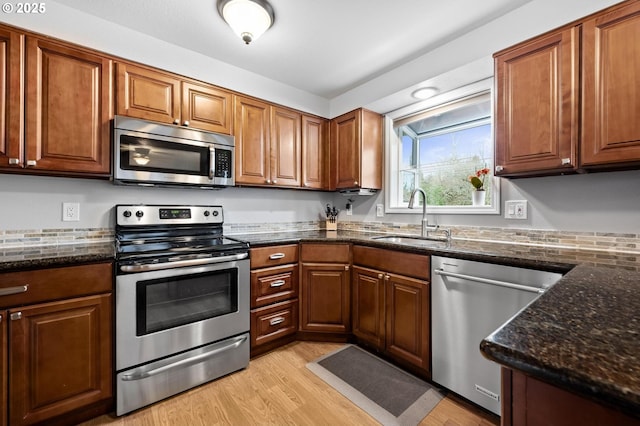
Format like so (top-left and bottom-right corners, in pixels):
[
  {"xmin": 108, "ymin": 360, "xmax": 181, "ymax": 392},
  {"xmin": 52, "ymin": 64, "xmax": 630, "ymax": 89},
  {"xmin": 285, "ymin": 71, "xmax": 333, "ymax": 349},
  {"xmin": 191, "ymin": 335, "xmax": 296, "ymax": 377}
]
[{"xmin": 384, "ymin": 78, "xmax": 500, "ymax": 215}]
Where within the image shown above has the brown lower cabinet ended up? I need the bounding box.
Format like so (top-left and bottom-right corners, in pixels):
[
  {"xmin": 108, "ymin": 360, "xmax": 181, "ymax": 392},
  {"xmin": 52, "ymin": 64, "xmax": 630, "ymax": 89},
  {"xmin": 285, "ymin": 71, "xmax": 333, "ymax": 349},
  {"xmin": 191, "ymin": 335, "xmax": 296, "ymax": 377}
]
[
  {"xmin": 502, "ymin": 368, "xmax": 640, "ymax": 426},
  {"xmin": 0, "ymin": 262, "xmax": 113, "ymax": 426},
  {"xmin": 352, "ymin": 246, "xmax": 431, "ymax": 376},
  {"xmin": 299, "ymin": 243, "xmax": 351, "ymax": 337}
]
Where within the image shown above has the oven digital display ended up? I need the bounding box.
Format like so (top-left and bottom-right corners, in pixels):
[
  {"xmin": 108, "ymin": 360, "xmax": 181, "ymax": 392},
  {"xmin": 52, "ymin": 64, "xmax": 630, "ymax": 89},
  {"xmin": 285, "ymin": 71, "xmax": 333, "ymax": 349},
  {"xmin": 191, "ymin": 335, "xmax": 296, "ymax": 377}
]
[{"xmin": 159, "ymin": 208, "xmax": 191, "ymax": 219}]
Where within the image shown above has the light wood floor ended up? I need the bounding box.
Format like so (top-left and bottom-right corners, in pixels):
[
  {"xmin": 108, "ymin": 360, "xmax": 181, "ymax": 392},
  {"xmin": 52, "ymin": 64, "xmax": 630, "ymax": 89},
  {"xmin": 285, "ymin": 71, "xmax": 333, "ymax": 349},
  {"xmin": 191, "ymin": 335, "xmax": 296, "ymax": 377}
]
[{"xmin": 80, "ymin": 341, "xmax": 499, "ymax": 426}]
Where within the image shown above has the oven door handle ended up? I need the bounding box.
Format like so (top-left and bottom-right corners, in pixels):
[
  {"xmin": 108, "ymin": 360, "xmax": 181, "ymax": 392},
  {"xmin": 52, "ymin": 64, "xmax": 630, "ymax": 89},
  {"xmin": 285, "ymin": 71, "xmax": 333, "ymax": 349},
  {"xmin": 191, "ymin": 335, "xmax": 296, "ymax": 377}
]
[
  {"xmin": 120, "ymin": 334, "xmax": 248, "ymax": 381},
  {"xmin": 120, "ymin": 252, "xmax": 249, "ymax": 273}
]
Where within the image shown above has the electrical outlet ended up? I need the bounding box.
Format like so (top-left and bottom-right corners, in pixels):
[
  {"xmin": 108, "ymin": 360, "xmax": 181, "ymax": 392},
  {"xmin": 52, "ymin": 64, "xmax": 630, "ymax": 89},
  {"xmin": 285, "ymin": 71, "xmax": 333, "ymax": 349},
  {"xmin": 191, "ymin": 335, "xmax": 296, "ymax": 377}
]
[
  {"xmin": 346, "ymin": 202, "xmax": 353, "ymax": 216},
  {"xmin": 376, "ymin": 204, "xmax": 384, "ymax": 217},
  {"xmin": 504, "ymin": 200, "xmax": 527, "ymax": 220},
  {"xmin": 62, "ymin": 202, "xmax": 80, "ymax": 222}
]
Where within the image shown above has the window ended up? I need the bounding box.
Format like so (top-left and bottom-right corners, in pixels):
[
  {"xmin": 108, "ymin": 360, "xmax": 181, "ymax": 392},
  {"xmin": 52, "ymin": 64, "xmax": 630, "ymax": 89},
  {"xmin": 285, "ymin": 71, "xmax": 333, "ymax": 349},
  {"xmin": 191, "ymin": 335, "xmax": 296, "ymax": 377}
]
[{"xmin": 385, "ymin": 83, "xmax": 499, "ymax": 214}]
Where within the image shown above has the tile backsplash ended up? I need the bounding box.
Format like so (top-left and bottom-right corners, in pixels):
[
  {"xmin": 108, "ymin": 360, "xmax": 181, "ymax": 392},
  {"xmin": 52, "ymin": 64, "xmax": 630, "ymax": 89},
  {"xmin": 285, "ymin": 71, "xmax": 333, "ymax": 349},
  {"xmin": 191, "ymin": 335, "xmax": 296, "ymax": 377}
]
[{"xmin": 1, "ymin": 221, "xmax": 639, "ymax": 255}]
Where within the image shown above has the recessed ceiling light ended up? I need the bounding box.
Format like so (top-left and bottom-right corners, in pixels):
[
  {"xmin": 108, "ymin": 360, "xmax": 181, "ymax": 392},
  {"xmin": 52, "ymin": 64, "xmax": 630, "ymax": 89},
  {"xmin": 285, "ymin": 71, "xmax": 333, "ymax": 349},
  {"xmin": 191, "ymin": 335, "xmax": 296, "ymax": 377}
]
[{"xmin": 411, "ymin": 87, "xmax": 439, "ymax": 100}]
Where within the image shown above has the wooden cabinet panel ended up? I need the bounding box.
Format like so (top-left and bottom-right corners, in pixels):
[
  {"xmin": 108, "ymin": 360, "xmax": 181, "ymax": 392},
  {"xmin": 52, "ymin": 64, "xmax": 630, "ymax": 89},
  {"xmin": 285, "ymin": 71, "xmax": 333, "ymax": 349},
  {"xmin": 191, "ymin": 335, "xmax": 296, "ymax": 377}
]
[
  {"xmin": 300, "ymin": 243, "xmax": 350, "ymax": 263},
  {"xmin": 250, "ymin": 244, "xmax": 298, "ymax": 269},
  {"xmin": 301, "ymin": 115, "xmax": 327, "ymax": 189},
  {"xmin": 182, "ymin": 80, "xmax": 233, "ymax": 134},
  {"xmin": 0, "ymin": 310, "xmax": 6, "ymax": 426},
  {"xmin": 234, "ymin": 95, "xmax": 271, "ymax": 185},
  {"xmin": 251, "ymin": 299, "xmax": 298, "ymax": 347},
  {"xmin": 385, "ymin": 273, "xmax": 430, "ymax": 371},
  {"xmin": 352, "ymin": 266, "xmax": 385, "ymax": 348},
  {"xmin": 25, "ymin": 38, "xmax": 112, "ymax": 175},
  {"xmin": 270, "ymin": 106, "xmax": 301, "ymax": 186},
  {"xmin": 581, "ymin": 1, "xmax": 640, "ymax": 167},
  {"xmin": 494, "ymin": 27, "xmax": 579, "ymax": 176},
  {"xmin": 300, "ymin": 263, "xmax": 350, "ymax": 333},
  {"xmin": 251, "ymin": 264, "xmax": 298, "ymax": 308},
  {"xmin": 9, "ymin": 294, "xmax": 112, "ymax": 426},
  {"xmin": 116, "ymin": 62, "xmax": 180, "ymax": 124},
  {"xmin": 0, "ymin": 28, "xmax": 23, "ymax": 170},
  {"xmin": 0, "ymin": 263, "xmax": 112, "ymax": 309},
  {"xmin": 352, "ymin": 245, "xmax": 429, "ymax": 280},
  {"xmin": 330, "ymin": 108, "xmax": 382, "ymax": 190}
]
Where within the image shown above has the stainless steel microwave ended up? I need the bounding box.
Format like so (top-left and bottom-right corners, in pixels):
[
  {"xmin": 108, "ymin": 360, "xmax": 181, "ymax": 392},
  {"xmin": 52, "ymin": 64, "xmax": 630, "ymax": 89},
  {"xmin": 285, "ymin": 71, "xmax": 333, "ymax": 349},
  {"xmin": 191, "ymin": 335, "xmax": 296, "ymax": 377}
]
[{"xmin": 113, "ymin": 116, "xmax": 234, "ymax": 188}]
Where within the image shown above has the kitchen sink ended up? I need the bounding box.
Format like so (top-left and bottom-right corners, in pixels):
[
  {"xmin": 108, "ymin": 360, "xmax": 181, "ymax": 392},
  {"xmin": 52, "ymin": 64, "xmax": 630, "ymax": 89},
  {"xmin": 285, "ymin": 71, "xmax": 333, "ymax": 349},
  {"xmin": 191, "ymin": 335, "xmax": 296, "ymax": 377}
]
[{"xmin": 370, "ymin": 235, "xmax": 449, "ymax": 248}]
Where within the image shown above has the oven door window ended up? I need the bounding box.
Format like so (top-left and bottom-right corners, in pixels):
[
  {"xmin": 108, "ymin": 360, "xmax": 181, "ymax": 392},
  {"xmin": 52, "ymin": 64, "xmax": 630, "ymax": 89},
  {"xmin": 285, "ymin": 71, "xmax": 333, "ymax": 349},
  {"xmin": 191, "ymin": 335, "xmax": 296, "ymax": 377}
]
[
  {"xmin": 120, "ymin": 134, "xmax": 209, "ymax": 176},
  {"xmin": 136, "ymin": 268, "xmax": 238, "ymax": 336}
]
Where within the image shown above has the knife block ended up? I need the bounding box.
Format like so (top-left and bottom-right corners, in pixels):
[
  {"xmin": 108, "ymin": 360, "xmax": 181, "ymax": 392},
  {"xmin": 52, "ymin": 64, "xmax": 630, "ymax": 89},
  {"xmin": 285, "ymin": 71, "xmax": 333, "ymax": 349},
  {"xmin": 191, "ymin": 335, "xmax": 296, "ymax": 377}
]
[{"xmin": 325, "ymin": 220, "xmax": 337, "ymax": 231}]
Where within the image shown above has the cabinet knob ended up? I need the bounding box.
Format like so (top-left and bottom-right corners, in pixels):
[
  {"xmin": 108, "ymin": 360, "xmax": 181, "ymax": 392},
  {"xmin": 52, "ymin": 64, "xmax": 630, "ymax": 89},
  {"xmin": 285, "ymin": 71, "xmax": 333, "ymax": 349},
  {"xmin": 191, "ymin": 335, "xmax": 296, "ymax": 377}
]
[
  {"xmin": 378, "ymin": 273, "xmax": 383, "ymax": 279},
  {"xmin": 384, "ymin": 274, "xmax": 390, "ymax": 281},
  {"xmin": 173, "ymin": 118, "xmax": 180, "ymax": 125},
  {"xmin": 26, "ymin": 160, "xmax": 37, "ymax": 167},
  {"xmin": 182, "ymin": 120, "xmax": 189, "ymax": 126},
  {"xmin": 266, "ymin": 179, "xmax": 272, "ymax": 184},
  {"xmin": 354, "ymin": 180, "xmax": 359, "ymax": 186},
  {"xmin": 345, "ymin": 265, "xmax": 350, "ymax": 271},
  {"xmin": 495, "ymin": 165, "xmax": 504, "ymax": 172},
  {"xmin": 561, "ymin": 158, "xmax": 571, "ymax": 165},
  {"xmin": 8, "ymin": 158, "xmax": 20, "ymax": 165},
  {"xmin": 273, "ymin": 180, "xmax": 277, "ymax": 184},
  {"xmin": 10, "ymin": 312, "xmax": 22, "ymax": 321}
]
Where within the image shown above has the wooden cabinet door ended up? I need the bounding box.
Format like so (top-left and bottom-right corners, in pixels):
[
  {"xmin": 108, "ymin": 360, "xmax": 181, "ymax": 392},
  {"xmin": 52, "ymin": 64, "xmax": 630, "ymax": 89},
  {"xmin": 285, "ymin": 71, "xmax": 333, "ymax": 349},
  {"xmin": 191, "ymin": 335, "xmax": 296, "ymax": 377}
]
[
  {"xmin": 581, "ymin": 1, "xmax": 640, "ymax": 167},
  {"xmin": 270, "ymin": 106, "xmax": 301, "ymax": 187},
  {"xmin": 182, "ymin": 81, "xmax": 233, "ymax": 134},
  {"xmin": 385, "ymin": 273, "xmax": 430, "ymax": 372},
  {"xmin": 0, "ymin": 28, "xmax": 23, "ymax": 171},
  {"xmin": 234, "ymin": 95, "xmax": 271, "ymax": 185},
  {"xmin": 301, "ymin": 115, "xmax": 327, "ymax": 189},
  {"xmin": 331, "ymin": 109, "xmax": 361, "ymax": 189},
  {"xmin": 9, "ymin": 294, "xmax": 112, "ymax": 426},
  {"xmin": 25, "ymin": 38, "xmax": 113, "ymax": 175},
  {"xmin": 0, "ymin": 310, "xmax": 6, "ymax": 426},
  {"xmin": 352, "ymin": 266, "xmax": 385, "ymax": 349},
  {"xmin": 494, "ymin": 27, "xmax": 579, "ymax": 176},
  {"xmin": 116, "ymin": 62, "xmax": 180, "ymax": 125},
  {"xmin": 300, "ymin": 263, "xmax": 351, "ymax": 333}
]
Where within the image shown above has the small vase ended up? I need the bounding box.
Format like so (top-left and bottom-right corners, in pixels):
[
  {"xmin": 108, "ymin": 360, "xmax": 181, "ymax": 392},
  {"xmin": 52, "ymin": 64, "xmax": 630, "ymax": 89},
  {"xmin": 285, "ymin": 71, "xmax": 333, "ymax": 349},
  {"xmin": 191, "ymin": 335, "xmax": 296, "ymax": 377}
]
[{"xmin": 472, "ymin": 190, "xmax": 485, "ymax": 206}]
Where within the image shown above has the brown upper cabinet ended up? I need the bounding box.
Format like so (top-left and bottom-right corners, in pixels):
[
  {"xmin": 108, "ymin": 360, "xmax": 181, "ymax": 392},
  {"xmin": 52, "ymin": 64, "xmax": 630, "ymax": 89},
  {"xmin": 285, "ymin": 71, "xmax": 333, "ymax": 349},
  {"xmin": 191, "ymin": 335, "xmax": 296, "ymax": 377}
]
[
  {"xmin": 0, "ymin": 28, "xmax": 112, "ymax": 176},
  {"xmin": 234, "ymin": 94, "xmax": 328, "ymax": 189},
  {"xmin": 116, "ymin": 62, "xmax": 233, "ymax": 135},
  {"xmin": 494, "ymin": 0, "xmax": 640, "ymax": 177},
  {"xmin": 330, "ymin": 108, "xmax": 383, "ymax": 190}
]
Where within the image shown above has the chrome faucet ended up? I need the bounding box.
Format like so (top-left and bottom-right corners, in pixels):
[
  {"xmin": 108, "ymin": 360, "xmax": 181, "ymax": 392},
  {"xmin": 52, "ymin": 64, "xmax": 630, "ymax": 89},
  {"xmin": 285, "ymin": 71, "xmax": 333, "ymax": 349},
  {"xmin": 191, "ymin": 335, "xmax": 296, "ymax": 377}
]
[{"xmin": 408, "ymin": 188, "xmax": 439, "ymax": 238}]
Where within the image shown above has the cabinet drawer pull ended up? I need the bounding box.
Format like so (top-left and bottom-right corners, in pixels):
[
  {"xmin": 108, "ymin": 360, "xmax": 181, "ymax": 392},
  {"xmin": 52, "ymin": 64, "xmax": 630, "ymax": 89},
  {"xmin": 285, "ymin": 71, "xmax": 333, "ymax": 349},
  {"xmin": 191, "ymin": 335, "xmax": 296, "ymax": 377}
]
[
  {"xmin": 270, "ymin": 280, "xmax": 286, "ymax": 288},
  {"xmin": 8, "ymin": 158, "xmax": 20, "ymax": 165},
  {"xmin": 268, "ymin": 253, "xmax": 285, "ymax": 260},
  {"xmin": 561, "ymin": 158, "xmax": 571, "ymax": 165},
  {"xmin": 269, "ymin": 317, "xmax": 285, "ymax": 326},
  {"xmin": 0, "ymin": 285, "xmax": 28, "ymax": 296},
  {"xmin": 10, "ymin": 312, "xmax": 22, "ymax": 321},
  {"xmin": 26, "ymin": 160, "xmax": 37, "ymax": 167}
]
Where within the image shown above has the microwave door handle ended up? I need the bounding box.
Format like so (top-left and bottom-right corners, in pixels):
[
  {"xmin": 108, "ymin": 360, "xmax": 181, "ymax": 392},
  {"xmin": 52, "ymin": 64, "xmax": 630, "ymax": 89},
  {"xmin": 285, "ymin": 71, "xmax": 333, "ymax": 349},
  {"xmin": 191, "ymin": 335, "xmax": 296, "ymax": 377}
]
[{"xmin": 209, "ymin": 146, "xmax": 215, "ymax": 180}]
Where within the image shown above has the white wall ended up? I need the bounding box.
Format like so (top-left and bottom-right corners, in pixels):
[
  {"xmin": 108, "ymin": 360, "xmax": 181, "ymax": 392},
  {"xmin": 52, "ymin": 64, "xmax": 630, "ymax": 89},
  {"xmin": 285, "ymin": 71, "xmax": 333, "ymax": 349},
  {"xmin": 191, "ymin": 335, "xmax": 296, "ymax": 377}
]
[{"xmin": 0, "ymin": 174, "xmax": 334, "ymax": 231}]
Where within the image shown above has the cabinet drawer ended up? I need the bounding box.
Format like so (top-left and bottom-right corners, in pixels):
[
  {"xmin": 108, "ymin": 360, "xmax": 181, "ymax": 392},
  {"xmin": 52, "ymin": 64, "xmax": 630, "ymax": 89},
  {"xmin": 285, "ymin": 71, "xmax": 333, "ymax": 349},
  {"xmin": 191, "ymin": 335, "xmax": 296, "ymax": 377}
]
[
  {"xmin": 300, "ymin": 243, "xmax": 350, "ymax": 263},
  {"xmin": 251, "ymin": 299, "xmax": 298, "ymax": 347},
  {"xmin": 353, "ymin": 246, "xmax": 430, "ymax": 280},
  {"xmin": 251, "ymin": 264, "xmax": 299, "ymax": 308},
  {"xmin": 0, "ymin": 262, "xmax": 112, "ymax": 309},
  {"xmin": 250, "ymin": 244, "xmax": 298, "ymax": 269}
]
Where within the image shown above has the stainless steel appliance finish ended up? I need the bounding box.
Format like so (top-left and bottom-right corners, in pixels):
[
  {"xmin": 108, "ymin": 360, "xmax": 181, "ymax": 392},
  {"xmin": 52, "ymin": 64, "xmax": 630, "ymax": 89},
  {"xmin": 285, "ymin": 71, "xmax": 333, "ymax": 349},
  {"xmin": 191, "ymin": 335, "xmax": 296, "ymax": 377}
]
[
  {"xmin": 115, "ymin": 204, "xmax": 250, "ymax": 415},
  {"xmin": 113, "ymin": 116, "xmax": 235, "ymax": 188},
  {"xmin": 431, "ymin": 256, "xmax": 562, "ymax": 415}
]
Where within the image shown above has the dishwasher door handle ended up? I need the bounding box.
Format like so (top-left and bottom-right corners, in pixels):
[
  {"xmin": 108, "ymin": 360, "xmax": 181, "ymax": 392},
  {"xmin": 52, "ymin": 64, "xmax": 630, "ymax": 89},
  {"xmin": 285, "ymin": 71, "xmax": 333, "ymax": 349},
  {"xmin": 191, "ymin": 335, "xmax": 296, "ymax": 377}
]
[{"xmin": 434, "ymin": 268, "xmax": 546, "ymax": 294}]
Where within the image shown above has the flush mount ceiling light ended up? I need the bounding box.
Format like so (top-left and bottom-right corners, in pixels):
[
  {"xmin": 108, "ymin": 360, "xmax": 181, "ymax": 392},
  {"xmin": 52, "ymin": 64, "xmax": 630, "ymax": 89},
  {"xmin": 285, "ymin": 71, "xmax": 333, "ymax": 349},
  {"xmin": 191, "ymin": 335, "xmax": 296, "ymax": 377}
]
[
  {"xmin": 411, "ymin": 87, "xmax": 439, "ymax": 100},
  {"xmin": 217, "ymin": 0, "xmax": 275, "ymax": 45}
]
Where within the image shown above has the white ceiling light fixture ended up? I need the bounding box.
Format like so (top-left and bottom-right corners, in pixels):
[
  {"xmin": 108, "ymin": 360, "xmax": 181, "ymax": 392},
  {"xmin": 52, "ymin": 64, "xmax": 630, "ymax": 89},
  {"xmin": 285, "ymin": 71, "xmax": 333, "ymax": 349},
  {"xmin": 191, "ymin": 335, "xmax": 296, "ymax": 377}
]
[
  {"xmin": 411, "ymin": 87, "xmax": 439, "ymax": 100},
  {"xmin": 217, "ymin": 0, "xmax": 275, "ymax": 45}
]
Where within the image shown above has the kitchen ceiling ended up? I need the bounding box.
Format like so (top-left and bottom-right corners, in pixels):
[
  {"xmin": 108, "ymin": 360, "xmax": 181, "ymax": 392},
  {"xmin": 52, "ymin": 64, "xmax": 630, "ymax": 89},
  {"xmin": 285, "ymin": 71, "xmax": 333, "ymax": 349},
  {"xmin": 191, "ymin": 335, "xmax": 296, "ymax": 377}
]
[{"xmin": 53, "ymin": 0, "xmax": 531, "ymax": 100}]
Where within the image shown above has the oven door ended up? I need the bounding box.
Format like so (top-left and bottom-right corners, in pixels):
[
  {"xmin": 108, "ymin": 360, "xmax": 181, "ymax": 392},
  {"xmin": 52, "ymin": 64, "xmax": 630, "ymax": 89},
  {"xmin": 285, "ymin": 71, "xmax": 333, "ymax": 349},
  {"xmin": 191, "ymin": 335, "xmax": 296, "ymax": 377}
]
[
  {"xmin": 114, "ymin": 129, "xmax": 234, "ymax": 187},
  {"xmin": 115, "ymin": 256, "xmax": 249, "ymax": 371}
]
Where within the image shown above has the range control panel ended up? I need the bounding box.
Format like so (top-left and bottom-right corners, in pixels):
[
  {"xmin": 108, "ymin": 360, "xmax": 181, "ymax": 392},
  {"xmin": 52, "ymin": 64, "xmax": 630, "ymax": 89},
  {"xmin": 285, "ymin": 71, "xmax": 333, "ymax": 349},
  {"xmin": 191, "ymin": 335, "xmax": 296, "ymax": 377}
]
[{"xmin": 116, "ymin": 205, "xmax": 223, "ymax": 226}]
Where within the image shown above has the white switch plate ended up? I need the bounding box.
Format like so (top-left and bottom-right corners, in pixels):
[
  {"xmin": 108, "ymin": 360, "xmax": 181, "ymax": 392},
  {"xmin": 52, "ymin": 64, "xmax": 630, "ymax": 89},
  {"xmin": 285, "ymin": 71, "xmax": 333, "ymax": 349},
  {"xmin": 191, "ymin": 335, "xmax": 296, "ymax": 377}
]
[
  {"xmin": 376, "ymin": 204, "xmax": 384, "ymax": 217},
  {"xmin": 346, "ymin": 203, "xmax": 353, "ymax": 216},
  {"xmin": 504, "ymin": 200, "xmax": 527, "ymax": 219},
  {"xmin": 62, "ymin": 202, "xmax": 80, "ymax": 221}
]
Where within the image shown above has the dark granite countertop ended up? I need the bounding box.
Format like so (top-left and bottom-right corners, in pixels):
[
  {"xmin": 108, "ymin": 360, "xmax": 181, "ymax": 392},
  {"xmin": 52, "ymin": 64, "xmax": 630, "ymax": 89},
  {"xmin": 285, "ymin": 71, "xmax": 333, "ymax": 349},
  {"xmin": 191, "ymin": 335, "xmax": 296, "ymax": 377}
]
[
  {"xmin": 481, "ymin": 264, "xmax": 640, "ymax": 418},
  {"xmin": 0, "ymin": 242, "xmax": 115, "ymax": 272}
]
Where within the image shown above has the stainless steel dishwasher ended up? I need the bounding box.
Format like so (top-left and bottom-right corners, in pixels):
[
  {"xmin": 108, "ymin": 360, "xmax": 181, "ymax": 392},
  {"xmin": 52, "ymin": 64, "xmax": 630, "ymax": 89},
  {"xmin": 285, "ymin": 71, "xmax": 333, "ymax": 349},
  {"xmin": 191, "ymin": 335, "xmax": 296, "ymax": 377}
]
[{"xmin": 431, "ymin": 256, "xmax": 562, "ymax": 415}]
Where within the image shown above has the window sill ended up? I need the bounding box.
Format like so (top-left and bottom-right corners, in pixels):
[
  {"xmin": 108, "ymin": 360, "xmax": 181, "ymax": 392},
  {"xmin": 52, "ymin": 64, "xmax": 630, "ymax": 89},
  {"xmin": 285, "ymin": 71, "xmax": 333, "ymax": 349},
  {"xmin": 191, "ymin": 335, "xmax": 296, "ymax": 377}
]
[{"xmin": 385, "ymin": 204, "xmax": 500, "ymax": 215}]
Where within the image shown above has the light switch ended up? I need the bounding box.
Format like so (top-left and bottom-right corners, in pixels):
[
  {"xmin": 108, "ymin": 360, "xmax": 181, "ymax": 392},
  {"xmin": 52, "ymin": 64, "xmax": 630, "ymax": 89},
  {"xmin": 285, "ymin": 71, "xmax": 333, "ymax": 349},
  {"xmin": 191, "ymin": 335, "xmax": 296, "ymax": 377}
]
[{"xmin": 505, "ymin": 200, "xmax": 527, "ymax": 220}]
